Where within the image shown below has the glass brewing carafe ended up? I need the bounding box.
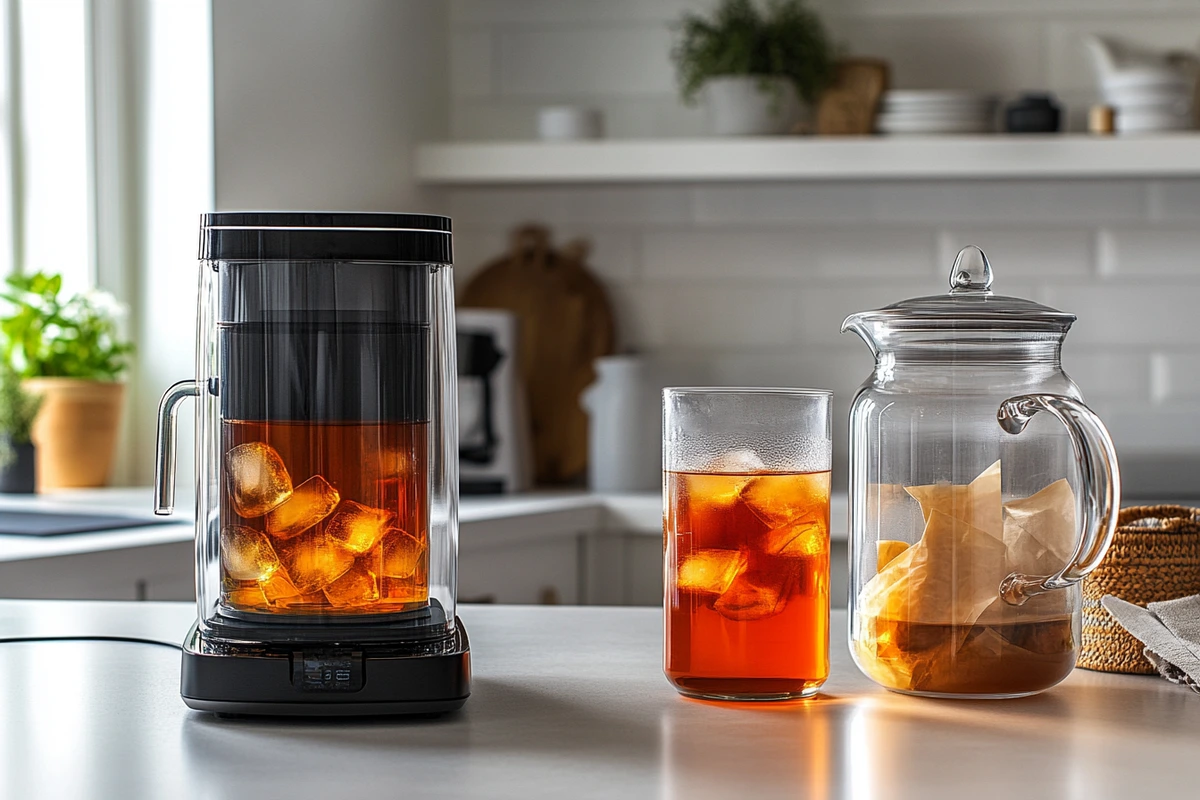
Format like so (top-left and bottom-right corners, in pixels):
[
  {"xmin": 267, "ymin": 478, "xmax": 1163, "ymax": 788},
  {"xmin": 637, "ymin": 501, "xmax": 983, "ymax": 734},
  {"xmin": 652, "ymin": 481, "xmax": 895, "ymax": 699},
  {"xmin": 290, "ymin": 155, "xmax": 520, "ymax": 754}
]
[
  {"xmin": 155, "ymin": 212, "xmax": 459, "ymax": 645},
  {"xmin": 842, "ymin": 246, "xmax": 1120, "ymax": 698}
]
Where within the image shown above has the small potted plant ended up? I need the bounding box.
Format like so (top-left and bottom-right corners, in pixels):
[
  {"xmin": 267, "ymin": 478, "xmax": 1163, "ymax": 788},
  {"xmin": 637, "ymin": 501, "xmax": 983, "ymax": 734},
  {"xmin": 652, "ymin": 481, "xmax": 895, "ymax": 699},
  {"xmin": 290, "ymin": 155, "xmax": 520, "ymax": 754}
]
[
  {"xmin": 0, "ymin": 363, "xmax": 42, "ymax": 493},
  {"xmin": 0, "ymin": 272, "xmax": 133, "ymax": 489},
  {"xmin": 673, "ymin": 0, "xmax": 835, "ymax": 135}
]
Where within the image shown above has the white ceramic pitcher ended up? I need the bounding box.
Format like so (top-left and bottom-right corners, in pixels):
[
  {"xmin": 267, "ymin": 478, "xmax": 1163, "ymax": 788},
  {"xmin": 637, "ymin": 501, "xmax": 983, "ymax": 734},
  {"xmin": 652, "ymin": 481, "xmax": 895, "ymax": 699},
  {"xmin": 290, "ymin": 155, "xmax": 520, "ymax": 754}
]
[{"xmin": 1083, "ymin": 34, "xmax": 1199, "ymax": 131}]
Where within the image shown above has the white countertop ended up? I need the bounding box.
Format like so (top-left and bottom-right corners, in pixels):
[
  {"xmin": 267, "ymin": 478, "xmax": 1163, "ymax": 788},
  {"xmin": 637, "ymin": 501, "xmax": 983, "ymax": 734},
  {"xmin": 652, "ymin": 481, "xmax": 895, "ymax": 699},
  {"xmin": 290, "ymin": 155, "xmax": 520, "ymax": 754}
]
[
  {"xmin": 0, "ymin": 488, "xmax": 849, "ymax": 563},
  {"xmin": 0, "ymin": 599, "xmax": 1195, "ymax": 799}
]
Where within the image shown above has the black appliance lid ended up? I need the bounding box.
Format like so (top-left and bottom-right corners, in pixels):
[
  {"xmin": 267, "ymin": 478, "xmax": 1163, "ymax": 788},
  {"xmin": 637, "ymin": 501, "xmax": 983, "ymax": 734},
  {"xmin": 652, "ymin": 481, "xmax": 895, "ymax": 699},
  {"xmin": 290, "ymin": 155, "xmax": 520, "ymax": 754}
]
[{"xmin": 200, "ymin": 211, "xmax": 453, "ymax": 264}]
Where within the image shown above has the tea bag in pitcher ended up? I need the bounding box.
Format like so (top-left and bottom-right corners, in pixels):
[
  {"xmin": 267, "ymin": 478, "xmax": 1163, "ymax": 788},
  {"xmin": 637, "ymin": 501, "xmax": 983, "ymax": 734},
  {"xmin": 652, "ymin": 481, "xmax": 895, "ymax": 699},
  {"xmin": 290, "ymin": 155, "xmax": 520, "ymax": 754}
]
[
  {"xmin": 854, "ymin": 461, "xmax": 1079, "ymax": 694},
  {"xmin": 858, "ymin": 461, "xmax": 1008, "ymax": 628},
  {"xmin": 1004, "ymin": 479, "xmax": 1076, "ymax": 576},
  {"xmin": 975, "ymin": 478, "xmax": 1078, "ymax": 626}
]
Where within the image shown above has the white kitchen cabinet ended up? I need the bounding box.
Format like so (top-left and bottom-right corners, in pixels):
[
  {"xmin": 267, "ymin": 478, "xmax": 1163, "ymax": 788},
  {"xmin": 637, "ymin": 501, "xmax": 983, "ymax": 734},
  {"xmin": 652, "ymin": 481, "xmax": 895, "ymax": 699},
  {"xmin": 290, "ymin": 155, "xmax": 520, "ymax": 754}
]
[
  {"xmin": 0, "ymin": 541, "xmax": 195, "ymax": 601},
  {"xmin": 623, "ymin": 535, "xmax": 664, "ymax": 607},
  {"xmin": 459, "ymin": 536, "xmax": 581, "ymax": 605}
]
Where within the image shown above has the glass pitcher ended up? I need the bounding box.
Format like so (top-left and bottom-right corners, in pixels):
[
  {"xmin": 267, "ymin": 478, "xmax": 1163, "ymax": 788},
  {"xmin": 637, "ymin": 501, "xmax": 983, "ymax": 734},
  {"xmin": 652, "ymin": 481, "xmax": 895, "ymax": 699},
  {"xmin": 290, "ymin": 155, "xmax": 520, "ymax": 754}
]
[{"xmin": 841, "ymin": 245, "xmax": 1120, "ymax": 698}]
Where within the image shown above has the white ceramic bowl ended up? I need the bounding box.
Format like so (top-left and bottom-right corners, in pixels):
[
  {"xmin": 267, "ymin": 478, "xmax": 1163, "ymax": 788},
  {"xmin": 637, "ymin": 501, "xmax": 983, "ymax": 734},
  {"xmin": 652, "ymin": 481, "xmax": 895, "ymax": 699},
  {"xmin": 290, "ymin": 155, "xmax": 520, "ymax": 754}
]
[
  {"xmin": 1115, "ymin": 107, "xmax": 1193, "ymax": 132},
  {"xmin": 1104, "ymin": 87, "xmax": 1193, "ymax": 111},
  {"xmin": 536, "ymin": 107, "xmax": 605, "ymax": 140},
  {"xmin": 881, "ymin": 90, "xmax": 998, "ymax": 108}
]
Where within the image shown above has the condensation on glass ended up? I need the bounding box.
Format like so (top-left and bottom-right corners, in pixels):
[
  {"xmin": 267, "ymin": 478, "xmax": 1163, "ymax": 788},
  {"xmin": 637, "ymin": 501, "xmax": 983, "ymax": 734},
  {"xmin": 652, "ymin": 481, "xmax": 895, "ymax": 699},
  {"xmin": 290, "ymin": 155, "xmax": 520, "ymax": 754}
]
[{"xmin": 662, "ymin": 387, "xmax": 833, "ymax": 702}]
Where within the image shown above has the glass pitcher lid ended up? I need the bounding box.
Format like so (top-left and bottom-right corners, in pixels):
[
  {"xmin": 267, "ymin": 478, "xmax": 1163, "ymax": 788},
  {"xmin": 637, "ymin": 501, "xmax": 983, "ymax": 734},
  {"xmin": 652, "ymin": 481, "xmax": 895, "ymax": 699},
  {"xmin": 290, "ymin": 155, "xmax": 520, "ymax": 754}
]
[{"xmin": 844, "ymin": 245, "xmax": 1075, "ymax": 334}]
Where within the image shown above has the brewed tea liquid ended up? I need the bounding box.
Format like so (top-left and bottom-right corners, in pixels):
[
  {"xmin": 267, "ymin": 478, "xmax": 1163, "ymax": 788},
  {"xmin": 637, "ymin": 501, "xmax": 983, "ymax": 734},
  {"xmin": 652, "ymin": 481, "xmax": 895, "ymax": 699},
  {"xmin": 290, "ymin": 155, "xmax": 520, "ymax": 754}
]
[
  {"xmin": 219, "ymin": 420, "xmax": 429, "ymax": 615},
  {"xmin": 858, "ymin": 615, "xmax": 1076, "ymax": 696},
  {"xmin": 665, "ymin": 470, "xmax": 831, "ymax": 699}
]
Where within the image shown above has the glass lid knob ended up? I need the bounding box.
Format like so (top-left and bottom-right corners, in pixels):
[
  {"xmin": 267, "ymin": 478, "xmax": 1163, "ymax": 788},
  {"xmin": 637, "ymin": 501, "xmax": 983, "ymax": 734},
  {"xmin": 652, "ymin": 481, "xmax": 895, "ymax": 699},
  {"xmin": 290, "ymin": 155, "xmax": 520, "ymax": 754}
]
[{"xmin": 949, "ymin": 245, "xmax": 993, "ymax": 294}]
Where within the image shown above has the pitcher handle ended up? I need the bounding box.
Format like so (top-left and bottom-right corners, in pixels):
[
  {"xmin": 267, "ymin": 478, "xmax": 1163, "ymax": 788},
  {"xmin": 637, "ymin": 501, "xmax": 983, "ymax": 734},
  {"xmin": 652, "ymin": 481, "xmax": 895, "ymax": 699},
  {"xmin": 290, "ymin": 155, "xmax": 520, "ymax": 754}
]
[
  {"xmin": 154, "ymin": 380, "xmax": 200, "ymax": 515},
  {"xmin": 996, "ymin": 393, "xmax": 1121, "ymax": 605}
]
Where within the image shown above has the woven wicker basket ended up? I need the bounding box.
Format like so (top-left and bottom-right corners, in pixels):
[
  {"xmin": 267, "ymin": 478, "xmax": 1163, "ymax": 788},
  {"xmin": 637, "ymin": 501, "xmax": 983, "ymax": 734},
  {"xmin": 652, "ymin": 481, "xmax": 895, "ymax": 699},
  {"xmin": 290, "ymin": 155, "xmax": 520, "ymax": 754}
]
[{"xmin": 1078, "ymin": 505, "xmax": 1200, "ymax": 673}]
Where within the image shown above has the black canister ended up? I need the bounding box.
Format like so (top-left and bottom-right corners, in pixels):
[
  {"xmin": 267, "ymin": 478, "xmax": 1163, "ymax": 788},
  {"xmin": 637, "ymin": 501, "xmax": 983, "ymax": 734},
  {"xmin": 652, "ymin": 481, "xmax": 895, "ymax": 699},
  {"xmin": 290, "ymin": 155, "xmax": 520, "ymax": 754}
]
[{"xmin": 1004, "ymin": 93, "xmax": 1062, "ymax": 134}]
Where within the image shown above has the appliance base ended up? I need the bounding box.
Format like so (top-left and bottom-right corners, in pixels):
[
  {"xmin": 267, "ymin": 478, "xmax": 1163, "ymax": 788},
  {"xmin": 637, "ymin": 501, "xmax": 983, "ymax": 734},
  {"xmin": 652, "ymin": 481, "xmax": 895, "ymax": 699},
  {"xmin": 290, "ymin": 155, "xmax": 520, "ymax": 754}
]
[{"xmin": 180, "ymin": 618, "xmax": 470, "ymax": 717}]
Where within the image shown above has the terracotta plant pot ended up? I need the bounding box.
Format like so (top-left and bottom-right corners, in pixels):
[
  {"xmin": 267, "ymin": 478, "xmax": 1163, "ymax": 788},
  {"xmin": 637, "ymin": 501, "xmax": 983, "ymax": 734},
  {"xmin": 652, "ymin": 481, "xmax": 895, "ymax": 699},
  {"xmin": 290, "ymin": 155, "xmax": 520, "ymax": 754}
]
[{"xmin": 25, "ymin": 378, "xmax": 124, "ymax": 490}]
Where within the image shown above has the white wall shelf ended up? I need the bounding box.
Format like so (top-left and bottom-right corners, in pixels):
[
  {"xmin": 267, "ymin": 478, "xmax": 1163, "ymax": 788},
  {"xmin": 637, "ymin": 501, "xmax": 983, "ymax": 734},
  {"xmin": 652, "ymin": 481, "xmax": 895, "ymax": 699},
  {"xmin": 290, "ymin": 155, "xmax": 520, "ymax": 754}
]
[{"xmin": 415, "ymin": 134, "xmax": 1200, "ymax": 184}]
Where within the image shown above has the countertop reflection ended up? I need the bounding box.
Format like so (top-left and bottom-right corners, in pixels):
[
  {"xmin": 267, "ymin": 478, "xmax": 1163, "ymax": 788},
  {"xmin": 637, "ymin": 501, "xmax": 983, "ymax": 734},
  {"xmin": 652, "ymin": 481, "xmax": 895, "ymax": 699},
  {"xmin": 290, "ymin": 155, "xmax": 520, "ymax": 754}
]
[{"xmin": 0, "ymin": 600, "xmax": 1195, "ymax": 799}]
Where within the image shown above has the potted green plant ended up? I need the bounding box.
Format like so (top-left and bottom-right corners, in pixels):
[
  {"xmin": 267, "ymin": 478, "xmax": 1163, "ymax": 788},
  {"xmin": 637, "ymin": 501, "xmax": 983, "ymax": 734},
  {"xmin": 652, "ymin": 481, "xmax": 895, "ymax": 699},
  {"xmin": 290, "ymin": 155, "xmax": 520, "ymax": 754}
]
[
  {"xmin": 0, "ymin": 363, "xmax": 43, "ymax": 493},
  {"xmin": 0, "ymin": 272, "xmax": 134, "ymax": 489},
  {"xmin": 673, "ymin": 0, "xmax": 835, "ymax": 135}
]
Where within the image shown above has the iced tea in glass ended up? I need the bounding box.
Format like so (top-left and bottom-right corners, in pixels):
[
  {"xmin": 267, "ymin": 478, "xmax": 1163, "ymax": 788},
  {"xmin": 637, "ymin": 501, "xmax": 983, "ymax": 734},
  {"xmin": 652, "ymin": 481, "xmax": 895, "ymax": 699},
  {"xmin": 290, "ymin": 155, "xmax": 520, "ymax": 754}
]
[{"xmin": 663, "ymin": 388, "xmax": 832, "ymax": 701}]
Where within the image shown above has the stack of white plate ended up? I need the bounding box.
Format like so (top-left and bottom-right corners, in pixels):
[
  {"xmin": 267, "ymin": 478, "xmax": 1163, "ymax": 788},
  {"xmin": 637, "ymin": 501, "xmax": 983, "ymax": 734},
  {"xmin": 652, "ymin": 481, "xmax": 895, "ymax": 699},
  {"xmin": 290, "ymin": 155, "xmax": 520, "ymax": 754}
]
[
  {"xmin": 1102, "ymin": 74, "xmax": 1195, "ymax": 133},
  {"xmin": 875, "ymin": 91, "xmax": 998, "ymax": 135}
]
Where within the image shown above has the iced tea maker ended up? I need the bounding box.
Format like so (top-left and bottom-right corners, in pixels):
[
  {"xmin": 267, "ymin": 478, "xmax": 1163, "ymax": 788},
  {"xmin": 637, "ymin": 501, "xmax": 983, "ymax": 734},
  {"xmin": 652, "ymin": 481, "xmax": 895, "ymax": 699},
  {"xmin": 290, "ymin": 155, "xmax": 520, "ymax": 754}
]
[{"xmin": 154, "ymin": 212, "xmax": 468, "ymax": 715}]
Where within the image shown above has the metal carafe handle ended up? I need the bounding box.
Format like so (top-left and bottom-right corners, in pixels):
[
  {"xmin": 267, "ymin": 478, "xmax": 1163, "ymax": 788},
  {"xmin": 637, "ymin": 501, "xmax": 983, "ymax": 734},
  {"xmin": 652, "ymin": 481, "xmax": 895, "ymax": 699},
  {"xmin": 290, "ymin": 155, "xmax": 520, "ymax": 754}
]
[
  {"xmin": 996, "ymin": 393, "xmax": 1122, "ymax": 605},
  {"xmin": 153, "ymin": 380, "xmax": 200, "ymax": 515}
]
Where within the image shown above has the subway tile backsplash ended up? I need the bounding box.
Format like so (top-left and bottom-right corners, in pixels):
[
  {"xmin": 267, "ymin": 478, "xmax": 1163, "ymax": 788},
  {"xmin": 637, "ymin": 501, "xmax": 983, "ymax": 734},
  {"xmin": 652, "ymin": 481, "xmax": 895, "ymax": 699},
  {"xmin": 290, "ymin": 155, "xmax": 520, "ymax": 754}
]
[
  {"xmin": 447, "ymin": 179, "xmax": 1200, "ymax": 487},
  {"xmin": 1098, "ymin": 229, "xmax": 1200, "ymax": 277},
  {"xmin": 444, "ymin": 0, "xmax": 1200, "ymax": 492}
]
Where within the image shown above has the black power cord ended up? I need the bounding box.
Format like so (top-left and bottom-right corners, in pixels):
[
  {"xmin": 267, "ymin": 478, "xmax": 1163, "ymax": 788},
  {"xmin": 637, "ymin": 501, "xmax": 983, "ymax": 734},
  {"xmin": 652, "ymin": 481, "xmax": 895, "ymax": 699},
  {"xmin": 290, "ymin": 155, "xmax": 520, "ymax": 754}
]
[{"xmin": 0, "ymin": 635, "xmax": 181, "ymax": 650}]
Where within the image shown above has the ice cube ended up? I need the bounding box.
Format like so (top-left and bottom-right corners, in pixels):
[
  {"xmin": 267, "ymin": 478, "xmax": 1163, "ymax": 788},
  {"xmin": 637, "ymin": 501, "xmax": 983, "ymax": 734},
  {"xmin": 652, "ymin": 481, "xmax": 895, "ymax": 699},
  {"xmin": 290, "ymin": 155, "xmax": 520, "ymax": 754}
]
[
  {"xmin": 279, "ymin": 533, "xmax": 356, "ymax": 592},
  {"xmin": 685, "ymin": 474, "xmax": 751, "ymax": 510},
  {"xmin": 225, "ymin": 586, "xmax": 267, "ymax": 609},
  {"xmin": 377, "ymin": 447, "xmax": 414, "ymax": 479},
  {"xmin": 226, "ymin": 442, "xmax": 293, "ymax": 518},
  {"xmin": 380, "ymin": 576, "xmax": 429, "ymax": 606},
  {"xmin": 382, "ymin": 529, "xmax": 426, "ymax": 578},
  {"xmin": 275, "ymin": 592, "xmax": 327, "ymax": 609},
  {"xmin": 679, "ymin": 451, "xmax": 765, "ymax": 510},
  {"xmin": 741, "ymin": 474, "xmax": 829, "ymax": 527},
  {"xmin": 706, "ymin": 449, "xmax": 766, "ymax": 474},
  {"xmin": 324, "ymin": 561, "xmax": 381, "ymax": 607},
  {"xmin": 325, "ymin": 501, "xmax": 394, "ymax": 554},
  {"xmin": 260, "ymin": 572, "xmax": 301, "ymax": 605},
  {"xmin": 764, "ymin": 517, "xmax": 827, "ymax": 557},
  {"xmin": 713, "ymin": 571, "xmax": 791, "ymax": 621},
  {"xmin": 677, "ymin": 549, "xmax": 748, "ymax": 595},
  {"xmin": 221, "ymin": 525, "xmax": 281, "ymax": 582},
  {"xmin": 265, "ymin": 475, "xmax": 340, "ymax": 540}
]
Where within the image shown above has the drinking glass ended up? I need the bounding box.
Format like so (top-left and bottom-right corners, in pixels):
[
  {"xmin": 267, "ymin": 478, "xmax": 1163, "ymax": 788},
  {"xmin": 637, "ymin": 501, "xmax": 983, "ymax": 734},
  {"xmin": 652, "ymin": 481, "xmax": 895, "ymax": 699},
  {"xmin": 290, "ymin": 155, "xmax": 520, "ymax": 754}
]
[{"xmin": 663, "ymin": 387, "xmax": 833, "ymax": 701}]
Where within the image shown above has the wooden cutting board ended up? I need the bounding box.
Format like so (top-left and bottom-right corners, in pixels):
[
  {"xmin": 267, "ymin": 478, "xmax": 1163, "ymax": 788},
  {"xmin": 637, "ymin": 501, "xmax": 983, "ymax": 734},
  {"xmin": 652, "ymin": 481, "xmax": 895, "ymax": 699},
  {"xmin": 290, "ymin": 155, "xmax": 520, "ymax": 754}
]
[
  {"xmin": 460, "ymin": 225, "xmax": 616, "ymax": 485},
  {"xmin": 816, "ymin": 58, "xmax": 890, "ymax": 136}
]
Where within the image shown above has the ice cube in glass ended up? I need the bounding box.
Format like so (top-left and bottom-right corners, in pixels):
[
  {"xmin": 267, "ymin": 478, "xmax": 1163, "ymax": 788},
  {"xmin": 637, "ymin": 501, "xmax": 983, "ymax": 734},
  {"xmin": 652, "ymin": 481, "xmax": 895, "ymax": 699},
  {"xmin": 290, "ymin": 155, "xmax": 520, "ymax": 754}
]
[
  {"xmin": 326, "ymin": 501, "xmax": 394, "ymax": 554},
  {"xmin": 713, "ymin": 571, "xmax": 793, "ymax": 622},
  {"xmin": 221, "ymin": 525, "xmax": 281, "ymax": 582},
  {"xmin": 265, "ymin": 475, "xmax": 340, "ymax": 540},
  {"xmin": 381, "ymin": 529, "xmax": 426, "ymax": 578},
  {"xmin": 677, "ymin": 549, "xmax": 747, "ymax": 595},
  {"xmin": 741, "ymin": 473, "xmax": 829, "ymax": 528},
  {"xmin": 764, "ymin": 516, "xmax": 827, "ymax": 557},
  {"xmin": 226, "ymin": 585, "xmax": 267, "ymax": 609},
  {"xmin": 260, "ymin": 572, "xmax": 302, "ymax": 605},
  {"xmin": 279, "ymin": 532, "xmax": 356, "ymax": 592},
  {"xmin": 324, "ymin": 561, "xmax": 381, "ymax": 607},
  {"xmin": 225, "ymin": 442, "xmax": 293, "ymax": 517}
]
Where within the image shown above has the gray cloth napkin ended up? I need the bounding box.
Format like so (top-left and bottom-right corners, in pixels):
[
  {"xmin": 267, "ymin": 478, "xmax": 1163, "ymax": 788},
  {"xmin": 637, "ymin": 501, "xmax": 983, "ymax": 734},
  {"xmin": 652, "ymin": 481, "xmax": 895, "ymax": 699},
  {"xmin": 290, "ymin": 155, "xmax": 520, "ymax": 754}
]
[{"xmin": 1102, "ymin": 594, "xmax": 1200, "ymax": 693}]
